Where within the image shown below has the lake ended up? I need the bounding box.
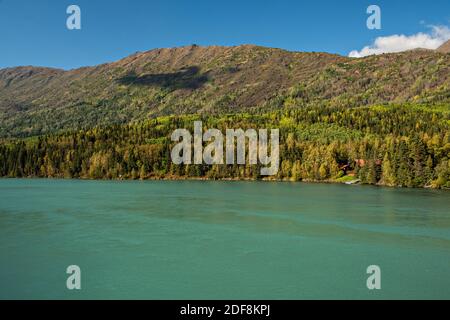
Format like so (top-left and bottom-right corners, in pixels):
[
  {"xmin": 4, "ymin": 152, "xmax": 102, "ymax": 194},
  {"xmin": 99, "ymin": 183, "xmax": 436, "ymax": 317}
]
[{"xmin": 0, "ymin": 179, "xmax": 449, "ymax": 299}]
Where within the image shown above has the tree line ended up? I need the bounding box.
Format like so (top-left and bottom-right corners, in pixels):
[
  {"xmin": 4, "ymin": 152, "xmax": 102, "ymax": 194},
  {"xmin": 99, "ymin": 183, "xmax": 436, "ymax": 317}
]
[{"xmin": 0, "ymin": 104, "xmax": 449, "ymax": 188}]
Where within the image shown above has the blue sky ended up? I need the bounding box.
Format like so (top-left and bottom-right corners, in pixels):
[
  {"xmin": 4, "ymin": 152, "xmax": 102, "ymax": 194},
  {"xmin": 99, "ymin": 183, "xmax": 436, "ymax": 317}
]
[{"xmin": 0, "ymin": 0, "xmax": 449, "ymax": 69}]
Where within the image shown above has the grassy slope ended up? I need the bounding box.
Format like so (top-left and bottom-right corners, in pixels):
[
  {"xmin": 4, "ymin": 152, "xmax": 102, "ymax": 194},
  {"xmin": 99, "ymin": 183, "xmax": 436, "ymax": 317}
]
[{"xmin": 1, "ymin": 45, "xmax": 449, "ymax": 137}]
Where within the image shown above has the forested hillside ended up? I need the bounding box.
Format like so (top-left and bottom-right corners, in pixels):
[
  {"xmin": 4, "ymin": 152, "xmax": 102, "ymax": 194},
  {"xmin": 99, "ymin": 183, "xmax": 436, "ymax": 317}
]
[
  {"xmin": 1, "ymin": 45, "xmax": 449, "ymax": 137},
  {"xmin": 1, "ymin": 104, "xmax": 449, "ymax": 188},
  {"xmin": 1, "ymin": 45, "xmax": 449, "ymax": 188}
]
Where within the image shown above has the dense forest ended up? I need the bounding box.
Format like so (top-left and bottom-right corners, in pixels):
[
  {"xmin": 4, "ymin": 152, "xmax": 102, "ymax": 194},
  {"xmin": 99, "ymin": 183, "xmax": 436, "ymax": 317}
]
[{"xmin": 1, "ymin": 104, "xmax": 449, "ymax": 188}]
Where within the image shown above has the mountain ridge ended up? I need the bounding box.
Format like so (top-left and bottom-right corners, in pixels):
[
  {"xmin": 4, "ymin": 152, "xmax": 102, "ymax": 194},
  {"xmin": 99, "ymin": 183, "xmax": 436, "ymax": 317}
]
[
  {"xmin": 1, "ymin": 44, "xmax": 449, "ymax": 137},
  {"xmin": 437, "ymin": 40, "xmax": 450, "ymax": 53}
]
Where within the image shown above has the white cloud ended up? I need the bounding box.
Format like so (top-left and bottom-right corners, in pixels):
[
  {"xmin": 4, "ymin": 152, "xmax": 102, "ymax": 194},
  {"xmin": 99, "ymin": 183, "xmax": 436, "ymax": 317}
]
[{"xmin": 349, "ymin": 25, "xmax": 450, "ymax": 58}]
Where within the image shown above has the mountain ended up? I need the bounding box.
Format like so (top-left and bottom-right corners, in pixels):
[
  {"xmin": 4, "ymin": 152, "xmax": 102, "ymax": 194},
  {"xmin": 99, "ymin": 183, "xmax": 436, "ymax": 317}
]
[
  {"xmin": 437, "ymin": 40, "xmax": 450, "ymax": 53},
  {"xmin": 1, "ymin": 44, "xmax": 449, "ymax": 137}
]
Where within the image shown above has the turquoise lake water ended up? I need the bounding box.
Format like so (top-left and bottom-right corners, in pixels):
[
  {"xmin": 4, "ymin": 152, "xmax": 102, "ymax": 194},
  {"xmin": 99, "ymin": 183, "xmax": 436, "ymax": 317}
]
[{"xmin": 0, "ymin": 179, "xmax": 449, "ymax": 299}]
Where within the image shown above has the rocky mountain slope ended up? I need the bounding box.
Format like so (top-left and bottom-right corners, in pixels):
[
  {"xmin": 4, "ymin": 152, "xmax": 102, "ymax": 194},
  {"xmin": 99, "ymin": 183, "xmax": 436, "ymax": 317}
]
[
  {"xmin": 437, "ymin": 40, "xmax": 450, "ymax": 53},
  {"xmin": 1, "ymin": 45, "xmax": 449, "ymax": 137}
]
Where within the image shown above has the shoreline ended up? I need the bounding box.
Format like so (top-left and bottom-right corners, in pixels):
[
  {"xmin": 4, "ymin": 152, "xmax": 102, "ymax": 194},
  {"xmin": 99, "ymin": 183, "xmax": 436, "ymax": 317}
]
[{"xmin": 1, "ymin": 175, "xmax": 447, "ymax": 190}]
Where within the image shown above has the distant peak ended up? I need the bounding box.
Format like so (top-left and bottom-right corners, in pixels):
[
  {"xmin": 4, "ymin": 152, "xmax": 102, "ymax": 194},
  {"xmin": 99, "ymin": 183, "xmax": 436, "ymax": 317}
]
[{"xmin": 437, "ymin": 40, "xmax": 450, "ymax": 53}]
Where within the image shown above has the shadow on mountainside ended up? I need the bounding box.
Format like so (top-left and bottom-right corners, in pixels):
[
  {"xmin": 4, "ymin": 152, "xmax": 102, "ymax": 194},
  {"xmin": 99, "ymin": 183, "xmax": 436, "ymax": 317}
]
[{"xmin": 117, "ymin": 66, "xmax": 209, "ymax": 90}]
